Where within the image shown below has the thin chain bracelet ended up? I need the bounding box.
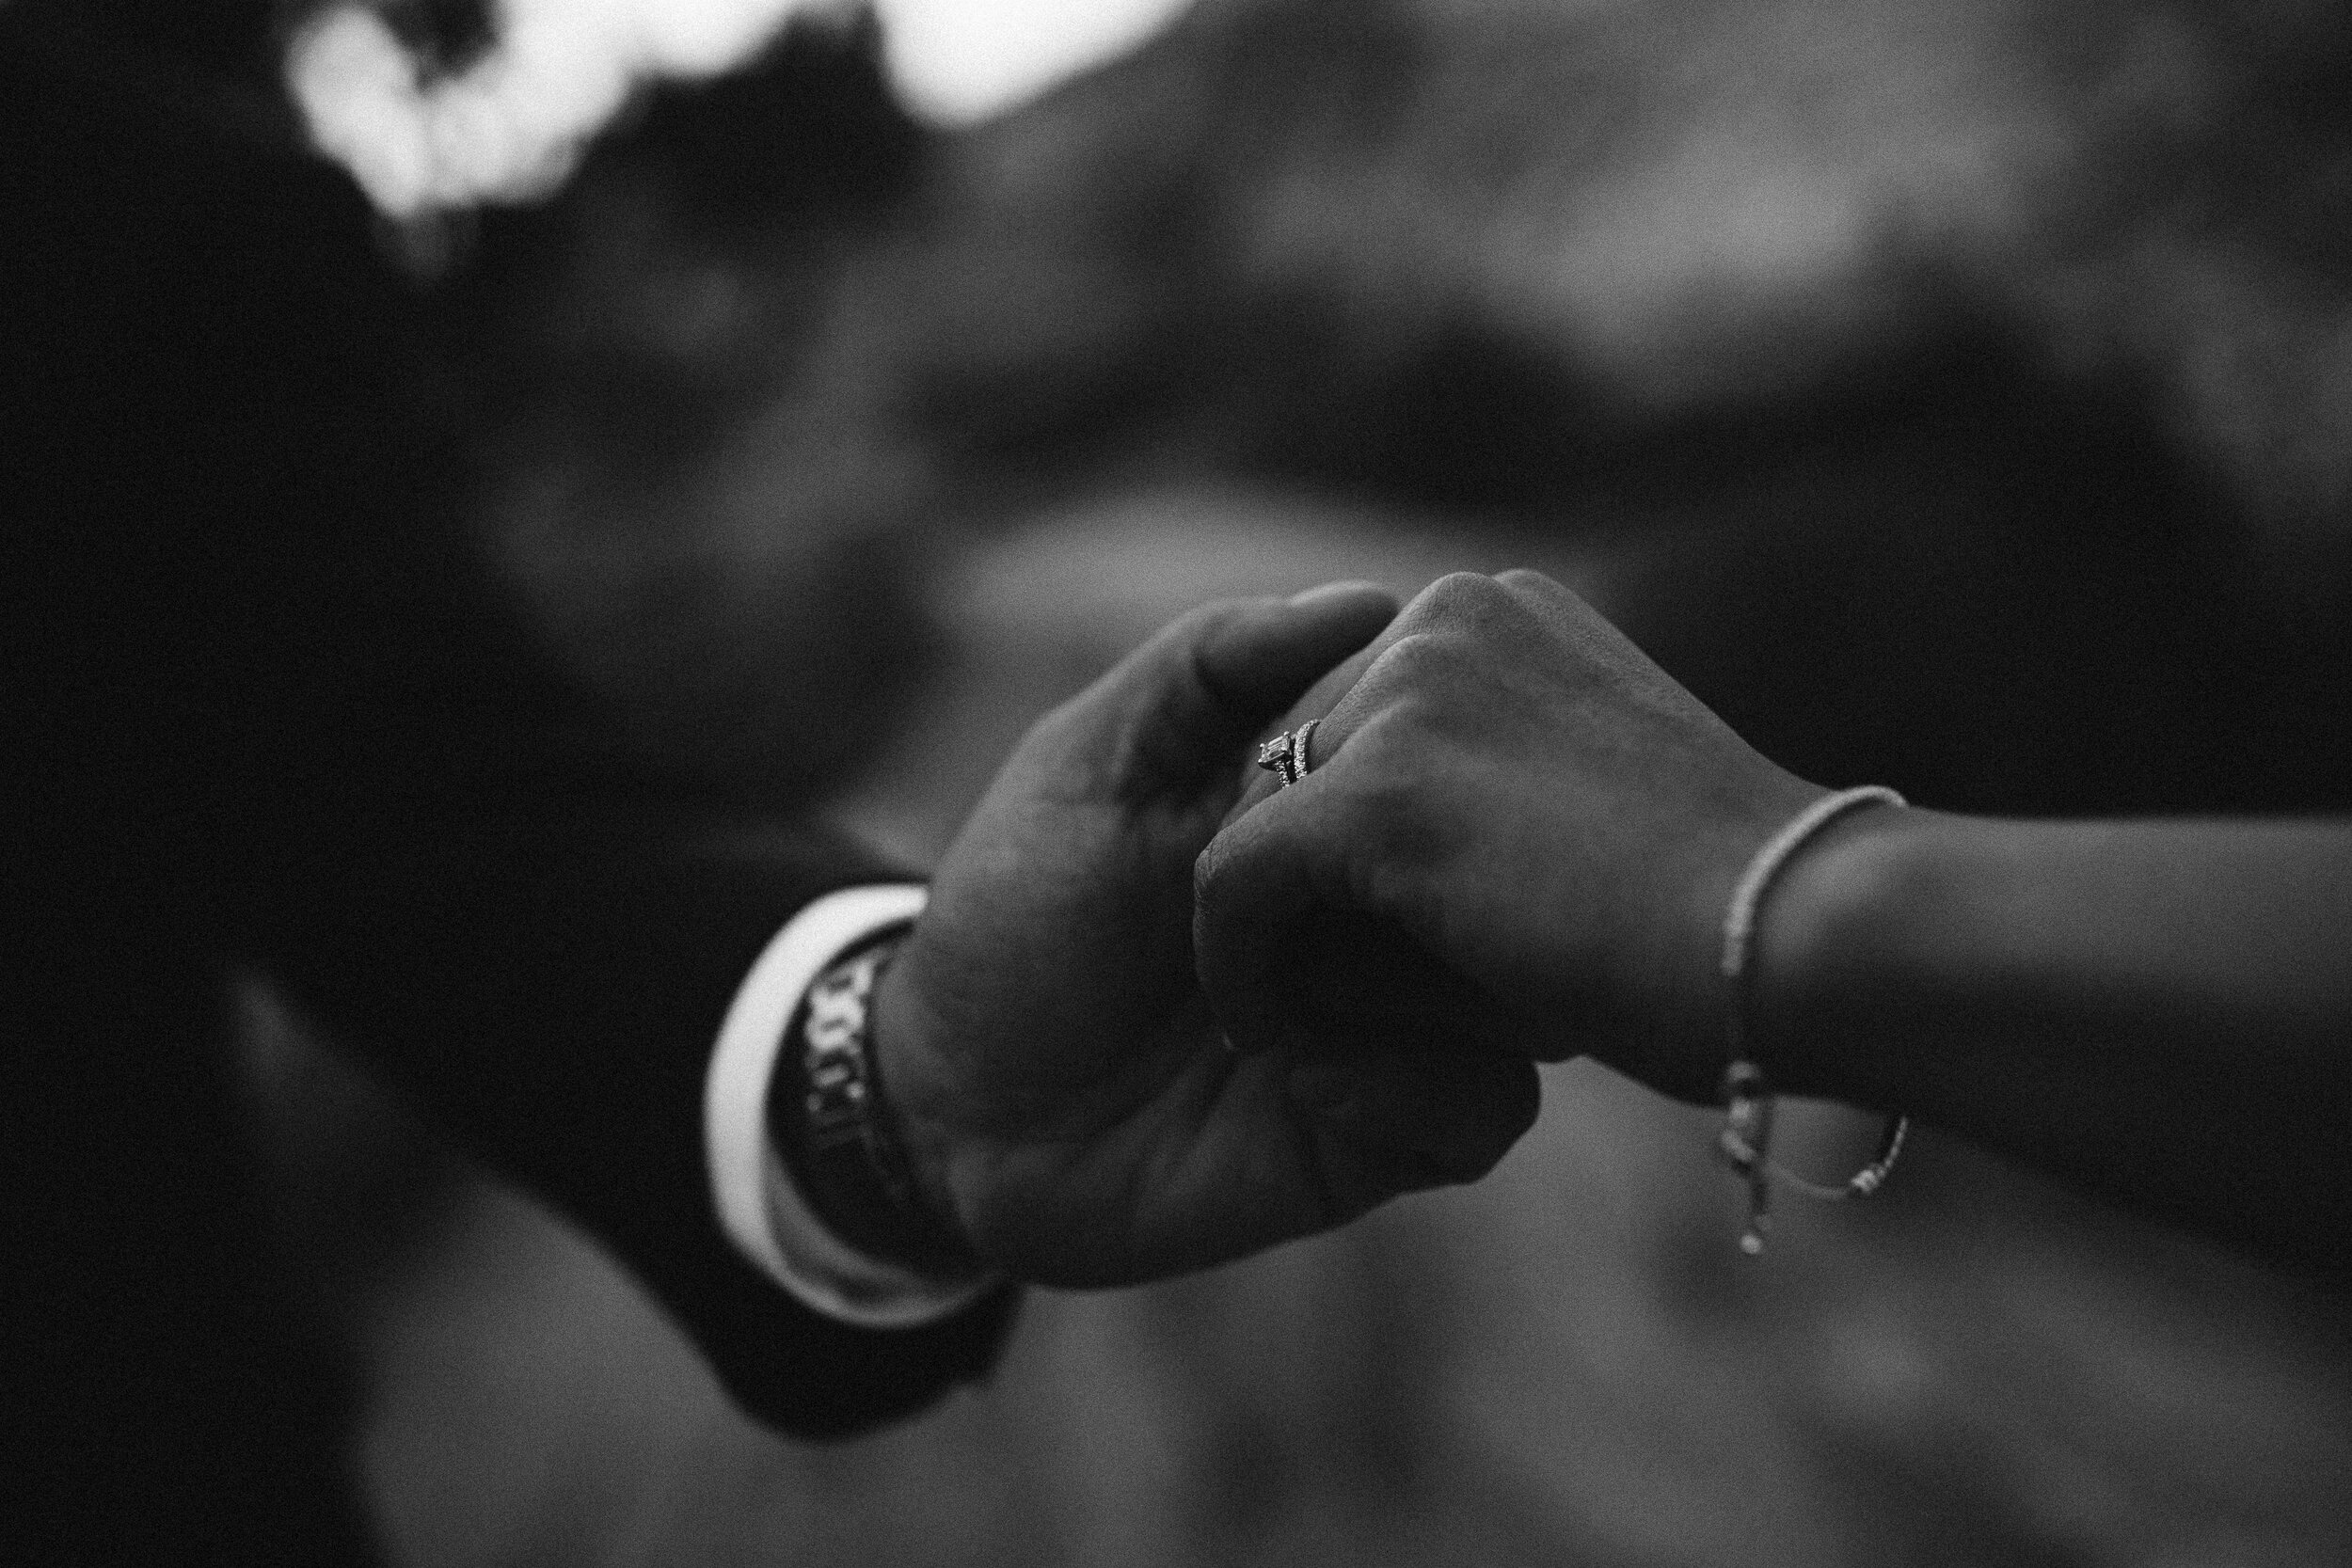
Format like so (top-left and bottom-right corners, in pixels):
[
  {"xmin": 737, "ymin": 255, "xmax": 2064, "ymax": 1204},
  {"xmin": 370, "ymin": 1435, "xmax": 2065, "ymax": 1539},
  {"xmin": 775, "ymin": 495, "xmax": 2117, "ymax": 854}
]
[{"xmin": 1718, "ymin": 785, "xmax": 1909, "ymax": 1255}]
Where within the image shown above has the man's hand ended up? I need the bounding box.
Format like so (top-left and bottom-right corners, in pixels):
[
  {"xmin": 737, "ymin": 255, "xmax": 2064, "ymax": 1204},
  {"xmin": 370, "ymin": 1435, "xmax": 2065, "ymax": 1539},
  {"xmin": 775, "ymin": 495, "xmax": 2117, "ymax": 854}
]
[
  {"xmin": 873, "ymin": 584, "xmax": 1540, "ymax": 1289},
  {"xmin": 1195, "ymin": 570, "xmax": 1824, "ymax": 1103}
]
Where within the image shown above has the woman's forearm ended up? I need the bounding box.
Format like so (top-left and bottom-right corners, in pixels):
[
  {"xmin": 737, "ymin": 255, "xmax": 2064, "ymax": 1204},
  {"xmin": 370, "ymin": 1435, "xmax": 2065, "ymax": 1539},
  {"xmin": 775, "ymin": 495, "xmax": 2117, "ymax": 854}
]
[{"xmin": 1757, "ymin": 811, "xmax": 2352, "ymax": 1274}]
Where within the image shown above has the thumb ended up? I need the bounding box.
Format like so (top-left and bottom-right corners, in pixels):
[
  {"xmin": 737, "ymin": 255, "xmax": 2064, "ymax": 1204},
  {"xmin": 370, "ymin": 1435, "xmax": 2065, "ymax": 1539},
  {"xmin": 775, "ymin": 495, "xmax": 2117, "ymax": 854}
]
[{"xmin": 1065, "ymin": 581, "xmax": 1396, "ymax": 800}]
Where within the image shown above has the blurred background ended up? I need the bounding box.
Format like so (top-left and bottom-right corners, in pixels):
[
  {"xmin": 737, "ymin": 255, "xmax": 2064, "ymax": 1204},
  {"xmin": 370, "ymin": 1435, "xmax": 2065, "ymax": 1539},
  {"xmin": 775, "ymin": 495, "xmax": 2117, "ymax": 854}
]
[{"xmin": 239, "ymin": 0, "xmax": 2352, "ymax": 1561}]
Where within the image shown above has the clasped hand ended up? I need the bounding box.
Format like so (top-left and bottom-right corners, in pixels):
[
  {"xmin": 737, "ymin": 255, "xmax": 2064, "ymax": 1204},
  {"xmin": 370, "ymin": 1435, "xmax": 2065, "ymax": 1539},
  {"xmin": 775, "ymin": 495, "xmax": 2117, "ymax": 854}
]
[{"xmin": 878, "ymin": 569, "xmax": 1813, "ymax": 1289}]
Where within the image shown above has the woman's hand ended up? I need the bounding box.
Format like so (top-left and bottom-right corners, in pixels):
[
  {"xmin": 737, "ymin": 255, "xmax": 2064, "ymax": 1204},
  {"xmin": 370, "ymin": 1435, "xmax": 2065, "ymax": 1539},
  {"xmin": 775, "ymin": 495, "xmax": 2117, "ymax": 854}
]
[
  {"xmin": 1196, "ymin": 569, "xmax": 2352, "ymax": 1279},
  {"xmin": 1196, "ymin": 569, "xmax": 1823, "ymax": 1101}
]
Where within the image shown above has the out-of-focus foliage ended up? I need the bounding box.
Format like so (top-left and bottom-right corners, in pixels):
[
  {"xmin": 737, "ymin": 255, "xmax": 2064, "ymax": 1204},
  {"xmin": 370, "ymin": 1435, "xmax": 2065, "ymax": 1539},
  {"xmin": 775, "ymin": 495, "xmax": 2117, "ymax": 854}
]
[{"xmin": 467, "ymin": 0, "xmax": 2352, "ymax": 818}]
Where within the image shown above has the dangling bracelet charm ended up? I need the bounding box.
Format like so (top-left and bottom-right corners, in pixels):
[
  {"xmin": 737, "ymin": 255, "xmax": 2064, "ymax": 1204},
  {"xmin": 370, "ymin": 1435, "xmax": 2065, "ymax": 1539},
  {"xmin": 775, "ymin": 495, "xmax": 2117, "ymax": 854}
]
[
  {"xmin": 1718, "ymin": 785, "xmax": 1910, "ymax": 1255},
  {"xmin": 1717, "ymin": 1058, "xmax": 1778, "ymax": 1255}
]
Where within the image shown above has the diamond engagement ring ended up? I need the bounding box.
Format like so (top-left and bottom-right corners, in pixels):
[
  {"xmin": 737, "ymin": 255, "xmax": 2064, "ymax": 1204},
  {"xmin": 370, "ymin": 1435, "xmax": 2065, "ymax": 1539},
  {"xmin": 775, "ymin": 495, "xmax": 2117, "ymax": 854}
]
[{"xmin": 1254, "ymin": 719, "xmax": 1320, "ymax": 788}]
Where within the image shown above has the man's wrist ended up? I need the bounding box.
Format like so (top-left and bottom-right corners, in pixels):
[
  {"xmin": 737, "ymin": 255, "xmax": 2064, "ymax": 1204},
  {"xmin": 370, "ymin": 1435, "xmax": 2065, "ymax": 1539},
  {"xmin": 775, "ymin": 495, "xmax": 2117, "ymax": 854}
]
[
  {"xmin": 768, "ymin": 927, "xmax": 989, "ymax": 1280},
  {"xmin": 866, "ymin": 948, "xmax": 979, "ymax": 1268},
  {"xmin": 707, "ymin": 883, "xmax": 1003, "ymax": 1329}
]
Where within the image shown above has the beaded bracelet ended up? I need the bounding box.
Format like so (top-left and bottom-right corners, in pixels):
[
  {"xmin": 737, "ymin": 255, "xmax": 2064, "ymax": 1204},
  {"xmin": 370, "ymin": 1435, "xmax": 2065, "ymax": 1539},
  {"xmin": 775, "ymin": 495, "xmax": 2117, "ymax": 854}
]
[{"xmin": 1718, "ymin": 785, "xmax": 1910, "ymax": 1255}]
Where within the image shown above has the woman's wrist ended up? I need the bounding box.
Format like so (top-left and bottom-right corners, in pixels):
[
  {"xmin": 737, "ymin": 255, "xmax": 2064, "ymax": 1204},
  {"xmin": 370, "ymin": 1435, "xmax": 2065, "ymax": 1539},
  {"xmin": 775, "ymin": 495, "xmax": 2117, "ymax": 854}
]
[{"xmin": 1744, "ymin": 802, "xmax": 1966, "ymax": 1110}]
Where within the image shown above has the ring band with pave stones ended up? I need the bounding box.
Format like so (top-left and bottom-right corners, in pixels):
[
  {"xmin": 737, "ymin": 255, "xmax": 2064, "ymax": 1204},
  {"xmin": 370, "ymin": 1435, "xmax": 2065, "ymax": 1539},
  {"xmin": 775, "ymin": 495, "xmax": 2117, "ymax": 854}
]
[{"xmin": 1255, "ymin": 719, "xmax": 1320, "ymax": 788}]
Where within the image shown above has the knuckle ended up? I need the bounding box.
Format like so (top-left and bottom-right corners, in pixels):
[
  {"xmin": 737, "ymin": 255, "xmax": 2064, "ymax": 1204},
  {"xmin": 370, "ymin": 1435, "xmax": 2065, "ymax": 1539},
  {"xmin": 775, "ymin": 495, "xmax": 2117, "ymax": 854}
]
[
  {"xmin": 1404, "ymin": 570, "xmax": 1502, "ymax": 626},
  {"xmin": 1365, "ymin": 629, "xmax": 1434, "ymax": 681},
  {"xmin": 1367, "ymin": 627, "xmax": 1444, "ymax": 677},
  {"xmin": 1363, "ymin": 627, "xmax": 1471, "ymax": 699},
  {"xmin": 1395, "ymin": 571, "xmax": 1553, "ymax": 657}
]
